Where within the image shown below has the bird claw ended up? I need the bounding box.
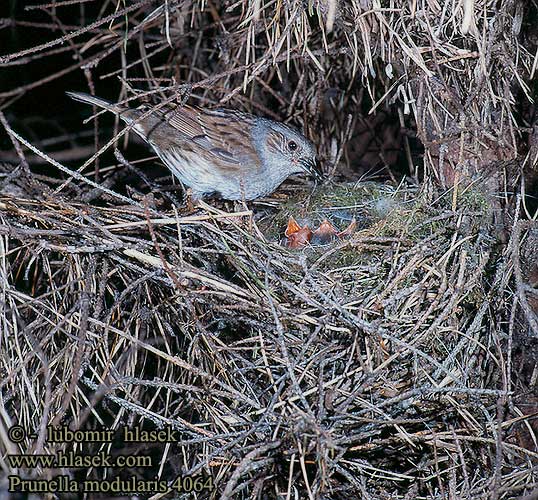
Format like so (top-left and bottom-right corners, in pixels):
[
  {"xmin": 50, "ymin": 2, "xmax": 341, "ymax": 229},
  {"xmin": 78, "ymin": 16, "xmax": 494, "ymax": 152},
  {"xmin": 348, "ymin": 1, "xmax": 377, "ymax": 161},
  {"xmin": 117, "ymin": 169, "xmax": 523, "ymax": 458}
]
[{"xmin": 184, "ymin": 188, "xmax": 199, "ymax": 213}]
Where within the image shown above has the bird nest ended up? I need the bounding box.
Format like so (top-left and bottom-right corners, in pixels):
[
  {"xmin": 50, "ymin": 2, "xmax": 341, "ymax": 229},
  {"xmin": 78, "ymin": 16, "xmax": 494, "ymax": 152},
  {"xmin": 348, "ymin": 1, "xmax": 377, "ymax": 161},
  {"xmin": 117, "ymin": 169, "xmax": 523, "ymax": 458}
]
[
  {"xmin": 1, "ymin": 0, "xmax": 538, "ymax": 499},
  {"xmin": 1, "ymin": 164, "xmax": 536, "ymax": 499}
]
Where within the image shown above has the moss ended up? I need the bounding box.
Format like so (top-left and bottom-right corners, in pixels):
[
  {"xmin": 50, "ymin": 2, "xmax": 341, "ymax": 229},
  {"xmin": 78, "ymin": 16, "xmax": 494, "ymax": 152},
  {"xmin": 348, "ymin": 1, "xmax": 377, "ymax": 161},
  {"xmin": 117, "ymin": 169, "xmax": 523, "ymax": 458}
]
[
  {"xmin": 456, "ymin": 186, "xmax": 490, "ymax": 212},
  {"xmin": 258, "ymin": 181, "xmax": 412, "ymax": 239},
  {"xmin": 258, "ymin": 180, "xmax": 492, "ymax": 277}
]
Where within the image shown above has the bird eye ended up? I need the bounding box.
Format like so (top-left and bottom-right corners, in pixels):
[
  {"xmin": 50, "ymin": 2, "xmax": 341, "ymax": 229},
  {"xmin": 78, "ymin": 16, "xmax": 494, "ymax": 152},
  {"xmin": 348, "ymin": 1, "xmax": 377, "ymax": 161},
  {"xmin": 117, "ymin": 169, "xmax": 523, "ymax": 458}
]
[{"xmin": 287, "ymin": 140, "xmax": 298, "ymax": 151}]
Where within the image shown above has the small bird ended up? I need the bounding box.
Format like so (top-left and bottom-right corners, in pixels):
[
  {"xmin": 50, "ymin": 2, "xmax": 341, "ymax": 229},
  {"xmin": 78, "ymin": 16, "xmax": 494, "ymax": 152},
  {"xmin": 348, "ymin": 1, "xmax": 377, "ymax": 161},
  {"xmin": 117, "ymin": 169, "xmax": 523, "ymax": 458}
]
[{"xmin": 67, "ymin": 91, "xmax": 320, "ymax": 201}]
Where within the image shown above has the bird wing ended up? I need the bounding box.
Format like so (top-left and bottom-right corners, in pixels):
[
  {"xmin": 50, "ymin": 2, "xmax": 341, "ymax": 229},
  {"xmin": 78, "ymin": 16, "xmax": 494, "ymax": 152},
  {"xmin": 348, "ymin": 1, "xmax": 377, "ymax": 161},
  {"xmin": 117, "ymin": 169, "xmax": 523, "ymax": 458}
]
[{"xmin": 164, "ymin": 105, "xmax": 261, "ymax": 170}]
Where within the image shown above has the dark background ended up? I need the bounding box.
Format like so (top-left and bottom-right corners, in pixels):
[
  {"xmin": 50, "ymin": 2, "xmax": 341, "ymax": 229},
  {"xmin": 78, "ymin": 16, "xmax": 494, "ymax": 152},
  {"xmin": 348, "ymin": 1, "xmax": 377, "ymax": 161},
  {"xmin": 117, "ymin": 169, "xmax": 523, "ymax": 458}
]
[{"xmin": 0, "ymin": 0, "xmax": 413, "ymax": 190}]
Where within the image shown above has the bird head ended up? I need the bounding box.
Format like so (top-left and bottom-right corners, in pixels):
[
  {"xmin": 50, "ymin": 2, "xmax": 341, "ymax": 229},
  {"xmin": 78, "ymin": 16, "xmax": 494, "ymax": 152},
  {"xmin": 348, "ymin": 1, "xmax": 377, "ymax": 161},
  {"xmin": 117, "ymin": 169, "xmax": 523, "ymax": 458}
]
[{"xmin": 261, "ymin": 120, "xmax": 322, "ymax": 180}]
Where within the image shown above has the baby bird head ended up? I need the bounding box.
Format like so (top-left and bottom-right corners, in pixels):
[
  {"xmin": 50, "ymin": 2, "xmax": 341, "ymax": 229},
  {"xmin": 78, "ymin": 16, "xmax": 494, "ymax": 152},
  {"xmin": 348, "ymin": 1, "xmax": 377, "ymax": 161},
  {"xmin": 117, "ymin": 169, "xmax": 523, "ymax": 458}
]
[{"xmin": 258, "ymin": 119, "xmax": 321, "ymax": 180}]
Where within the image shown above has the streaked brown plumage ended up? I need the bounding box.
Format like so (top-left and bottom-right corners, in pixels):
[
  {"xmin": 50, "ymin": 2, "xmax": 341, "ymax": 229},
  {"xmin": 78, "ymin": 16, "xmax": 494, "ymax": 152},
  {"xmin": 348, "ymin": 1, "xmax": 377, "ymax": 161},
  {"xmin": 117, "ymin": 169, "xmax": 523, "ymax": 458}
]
[{"xmin": 67, "ymin": 92, "xmax": 320, "ymax": 200}]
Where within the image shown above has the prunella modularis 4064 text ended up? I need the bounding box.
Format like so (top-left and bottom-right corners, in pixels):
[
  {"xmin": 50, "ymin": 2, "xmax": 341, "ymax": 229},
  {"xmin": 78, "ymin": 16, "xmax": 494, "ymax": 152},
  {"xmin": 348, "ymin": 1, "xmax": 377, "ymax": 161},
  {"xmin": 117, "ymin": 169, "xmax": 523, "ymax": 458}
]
[{"xmin": 67, "ymin": 92, "xmax": 320, "ymax": 200}]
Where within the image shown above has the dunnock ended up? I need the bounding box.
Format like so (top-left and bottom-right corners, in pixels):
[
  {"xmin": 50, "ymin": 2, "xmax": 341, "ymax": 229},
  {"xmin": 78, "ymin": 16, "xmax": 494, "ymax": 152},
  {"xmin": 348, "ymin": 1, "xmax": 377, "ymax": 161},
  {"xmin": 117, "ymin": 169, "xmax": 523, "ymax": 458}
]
[{"xmin": 67, "ymin": 92, "xmax": 320, "ymax": 200}]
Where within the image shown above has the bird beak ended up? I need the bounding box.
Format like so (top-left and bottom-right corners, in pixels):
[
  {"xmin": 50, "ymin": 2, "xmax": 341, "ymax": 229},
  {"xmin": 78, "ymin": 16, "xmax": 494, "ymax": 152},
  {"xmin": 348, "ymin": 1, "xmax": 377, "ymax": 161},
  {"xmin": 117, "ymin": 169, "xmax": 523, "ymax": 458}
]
[{"xmin": 300, "ymin": 158, "xmax": 324, "ymax": 181}]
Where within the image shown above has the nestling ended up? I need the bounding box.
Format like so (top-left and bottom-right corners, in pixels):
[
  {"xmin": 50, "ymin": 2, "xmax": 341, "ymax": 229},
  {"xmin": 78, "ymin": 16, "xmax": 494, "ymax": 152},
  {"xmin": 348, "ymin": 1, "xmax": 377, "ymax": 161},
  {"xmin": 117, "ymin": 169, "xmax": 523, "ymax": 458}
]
[{"xmin": 67, "ymin": 92, "xmax": 320, "ymax": 200}]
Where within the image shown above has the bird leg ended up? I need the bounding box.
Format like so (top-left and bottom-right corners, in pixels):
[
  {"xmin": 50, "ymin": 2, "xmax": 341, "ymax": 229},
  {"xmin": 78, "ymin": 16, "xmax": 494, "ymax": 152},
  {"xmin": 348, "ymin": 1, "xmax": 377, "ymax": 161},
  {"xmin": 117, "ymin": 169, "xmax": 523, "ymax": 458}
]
[{"xmin": 184, "ymin": 188, "xmax": 198, "ymax": 213}]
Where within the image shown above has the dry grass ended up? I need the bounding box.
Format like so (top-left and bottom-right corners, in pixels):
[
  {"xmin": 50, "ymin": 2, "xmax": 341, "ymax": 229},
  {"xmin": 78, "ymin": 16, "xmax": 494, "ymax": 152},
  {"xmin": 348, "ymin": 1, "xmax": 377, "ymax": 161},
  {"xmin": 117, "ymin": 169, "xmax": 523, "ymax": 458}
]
[
  {"xmin": 0, "ymin": 164, "xmax": 536, "ymax": 498},
  {"xmin": 1, "ymin": 0, "xmax": 538, "ymax": 499}
]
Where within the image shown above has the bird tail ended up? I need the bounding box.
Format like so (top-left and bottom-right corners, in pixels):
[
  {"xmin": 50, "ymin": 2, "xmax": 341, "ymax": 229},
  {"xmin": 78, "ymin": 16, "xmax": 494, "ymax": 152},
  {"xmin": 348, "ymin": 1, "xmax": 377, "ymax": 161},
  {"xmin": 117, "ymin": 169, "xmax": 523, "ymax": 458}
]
[
  {"xmin": 66, "ymin": 91, "xmax": 144, "ymax": 127},
  {"xmin": 66, "ymin": 91, "xmax": 126, "ymax": 115}
]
